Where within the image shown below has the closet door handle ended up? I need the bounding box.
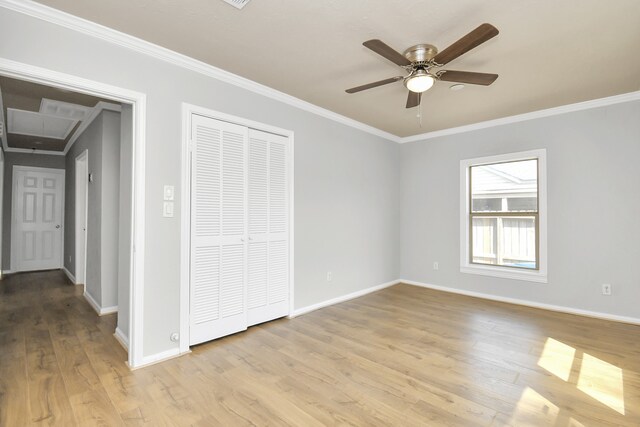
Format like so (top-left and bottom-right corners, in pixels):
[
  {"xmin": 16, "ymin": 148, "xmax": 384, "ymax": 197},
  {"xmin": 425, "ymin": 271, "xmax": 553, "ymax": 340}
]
[
  {"xmin": 248, "ymin": 236, "xmax": 253, "ymax": 241},
  {"xmin": 240, "ymin": 237, "xmax": 245, "ymax": 242}
]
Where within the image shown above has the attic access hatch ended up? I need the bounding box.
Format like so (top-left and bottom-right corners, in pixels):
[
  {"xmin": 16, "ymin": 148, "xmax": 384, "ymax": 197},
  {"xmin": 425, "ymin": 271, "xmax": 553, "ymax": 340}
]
[
  {"xmin": 7, "ymin": 108, "xmax": 77, "ymax": 139},
  {"xmin": 221, "ymin": 0, "xmax": 251, "ymax": 9}
]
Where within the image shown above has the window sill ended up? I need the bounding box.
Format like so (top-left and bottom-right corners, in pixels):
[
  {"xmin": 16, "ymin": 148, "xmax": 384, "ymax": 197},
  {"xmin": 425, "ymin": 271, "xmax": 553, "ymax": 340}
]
[{"xmin": 460, "ymin": 265, "xmax": 547, "ymax": 283}]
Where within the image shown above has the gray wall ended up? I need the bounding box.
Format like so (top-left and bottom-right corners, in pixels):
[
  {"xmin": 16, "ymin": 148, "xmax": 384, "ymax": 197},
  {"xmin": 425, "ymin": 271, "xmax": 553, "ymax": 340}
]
[
  {"xmin": 66, "ymin": 113, "xmax": 102, "ymax": 299},
  {"xmin": 2, "ymin": 152, "xmax": 65, "ymax": 270},
  {"xmin": 100, "ymin": 111, "xmax": 121, "ymax": 307},
  {"xmin": 117, "ymin": 105, "xmax": 133, "ymax": 340},
  {"xmin": 0, "ymin": 8, "xmax": 401, "ymax": 357},
  {"xmin": 400, "ymin": 101, "xmax": 640, "ymax": 319},
  {"xmin": 64, "ymin": 110, "xmax": 121, "ymax": 308}
]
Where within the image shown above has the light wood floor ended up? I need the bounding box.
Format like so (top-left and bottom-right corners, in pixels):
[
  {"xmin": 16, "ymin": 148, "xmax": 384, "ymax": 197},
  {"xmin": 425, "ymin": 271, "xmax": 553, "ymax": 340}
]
[{"xmin": 1, "ymin": 271, "xmax": 639, "ymax": 426}]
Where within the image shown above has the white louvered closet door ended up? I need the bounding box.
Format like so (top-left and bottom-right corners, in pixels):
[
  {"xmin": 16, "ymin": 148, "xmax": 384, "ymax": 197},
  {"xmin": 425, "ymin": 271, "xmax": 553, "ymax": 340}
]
[
  {"xmin": 190, "ymin": 115, "xmax": 248, "ymax": 345},
  {"xmin": 246, "ymin": 129, "xmax": 289, "ymax": 326}
]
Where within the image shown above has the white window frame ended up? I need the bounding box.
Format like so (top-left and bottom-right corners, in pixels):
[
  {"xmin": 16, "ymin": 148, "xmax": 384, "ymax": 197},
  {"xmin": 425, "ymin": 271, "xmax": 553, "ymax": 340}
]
[{"xmin": 460, "ymin": 149, "xmax": 547, "ymax": 283}]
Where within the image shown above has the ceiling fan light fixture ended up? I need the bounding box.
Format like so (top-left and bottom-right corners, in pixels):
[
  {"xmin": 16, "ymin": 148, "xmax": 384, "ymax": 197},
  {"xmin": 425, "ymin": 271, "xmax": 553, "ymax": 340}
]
[{"xmin": 404, "ymin": 70, "xmax": 435, "ymax": 93}]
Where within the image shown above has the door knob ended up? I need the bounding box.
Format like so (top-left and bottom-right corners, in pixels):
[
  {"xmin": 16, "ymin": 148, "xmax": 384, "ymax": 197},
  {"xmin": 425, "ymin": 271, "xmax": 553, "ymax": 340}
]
[{"xmin": 55, "ymin": 225, "xmax": 61, "ymax": 229}]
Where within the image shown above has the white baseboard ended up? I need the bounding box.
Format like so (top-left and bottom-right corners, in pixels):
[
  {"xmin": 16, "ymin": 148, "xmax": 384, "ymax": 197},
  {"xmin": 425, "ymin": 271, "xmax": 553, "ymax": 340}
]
[
  {"xmin": 100, "ymin": 305, "xmax": 118, "ymax": 315},
  {"xmin": 114, "ymin": 327, "xmax": 130, "ymax": 351},
  {"xmin": 131, "ymin": 348, "xmax": 190, "ymax": 370},
  {"xmin": 61, "ymin": 266, "xmax": 77, "ymax": 284},
  {"xmin": 400, "ymin": 279, "xmax": 640, "ymax": 326},
  {"xmin": 290, "ymin": 279, "xmax": 400, "ymax": 318},
  {"xmin": 2, "ymin": 270, "xmax": 13, "ymax": 275},
  {"xmin": 83, "ymin": 291, "xmax": 118, "ymax": 316},
  {"xmin": 83, "ymin": 291, "xmax": 102, "ymax": 314}
]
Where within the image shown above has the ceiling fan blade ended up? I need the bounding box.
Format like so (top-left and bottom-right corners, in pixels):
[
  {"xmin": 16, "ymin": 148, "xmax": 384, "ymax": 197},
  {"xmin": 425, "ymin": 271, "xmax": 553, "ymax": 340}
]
[
  {"xmin": 406, "ymin": 91, "xmax": 421, "ymax": 108},
  {"xmin": 345, "ymin": 76, "xmax": 404, "ymax": 93},
  {"xmin": 363, "ymin": 40, "xmax": 411, "ymax": 66},
  {"xmin": 433, "ymin": 23, "xmax": 499, "ymax": 65},
  {"xmin": 438, "ymin": 70, "xmax": 498, "ymax": 85}
]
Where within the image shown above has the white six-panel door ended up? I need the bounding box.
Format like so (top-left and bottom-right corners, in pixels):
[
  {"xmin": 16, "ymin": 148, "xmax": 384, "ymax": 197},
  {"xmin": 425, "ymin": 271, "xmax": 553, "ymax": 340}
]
[
  {"xmin": 189, "ymin": 115, "xmax": 290, "ymax": 346},
  {"xmin": 12, "ymin": 166, "xmax": 65, "ymax": 272}
]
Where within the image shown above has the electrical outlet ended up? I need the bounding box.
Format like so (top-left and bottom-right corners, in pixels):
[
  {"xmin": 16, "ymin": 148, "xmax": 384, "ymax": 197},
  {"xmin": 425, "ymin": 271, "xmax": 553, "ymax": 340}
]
[
  {"xmin": 326, "ymin": 271, "xmax": 332, "ymax": 282},
  {"xmin": 68, "ymin": 256, "xmax": 72, "ymax": 263},
  {"xmin": 602, "ymin": 283, "xmax": 612, "ymax": 296},
  {"xmin": 433, "ymin": 262, "xmax": 439, "ymax": 271}
]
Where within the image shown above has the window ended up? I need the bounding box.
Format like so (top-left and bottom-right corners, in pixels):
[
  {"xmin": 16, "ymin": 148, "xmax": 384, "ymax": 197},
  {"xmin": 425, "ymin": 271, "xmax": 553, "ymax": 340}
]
[{"xmin": 460, "ymin": 150, "xmax": 547, "ymax": 282}]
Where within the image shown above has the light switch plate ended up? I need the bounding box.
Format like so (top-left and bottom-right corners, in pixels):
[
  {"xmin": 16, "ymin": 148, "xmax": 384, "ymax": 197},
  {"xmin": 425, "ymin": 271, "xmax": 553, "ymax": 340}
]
[
  {"xmin": 163, "ymin": 185, "xmax": 175, "ymax": 201},
  {"xmin": 163, "ymin": 201, "xmax": 174, "ymax": 217}
]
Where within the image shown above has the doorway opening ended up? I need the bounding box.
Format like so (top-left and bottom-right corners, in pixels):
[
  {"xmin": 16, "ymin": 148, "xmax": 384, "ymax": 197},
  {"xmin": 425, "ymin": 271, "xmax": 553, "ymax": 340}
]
[
  {"xmin": 0, "ymin": 58, "xmax": 146, "ymax": 368},
  {"xmin": 74, "ymin": 150, "xmax": 88, "ymax": 287}
]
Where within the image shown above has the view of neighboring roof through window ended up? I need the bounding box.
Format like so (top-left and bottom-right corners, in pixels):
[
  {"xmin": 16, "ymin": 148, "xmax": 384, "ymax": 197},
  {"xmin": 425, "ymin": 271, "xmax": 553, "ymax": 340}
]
[{"xmin": 470, "ymin": 159, "xmax": 539, "ymax": 270}]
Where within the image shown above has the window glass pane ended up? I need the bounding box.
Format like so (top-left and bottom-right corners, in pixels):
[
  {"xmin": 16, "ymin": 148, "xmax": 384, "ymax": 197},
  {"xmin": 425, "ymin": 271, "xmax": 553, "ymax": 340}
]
[
  {"xmin": 507, "ymin": 197, "xmax": 537, "ymax": 211},
  {"xmin": 472, "ymin": 198, "xmax": 502, "ymax": 212},
  {"xmin": 471, "ymin": 159, "xmax": 538, "ymax": 213},
  {"xmin": 472, "ymin": 215, "xmax": 537, "ymax": 269},
  {"xmin": 472, "ymin": 217, "xmax": 497, "ymax": 265}
]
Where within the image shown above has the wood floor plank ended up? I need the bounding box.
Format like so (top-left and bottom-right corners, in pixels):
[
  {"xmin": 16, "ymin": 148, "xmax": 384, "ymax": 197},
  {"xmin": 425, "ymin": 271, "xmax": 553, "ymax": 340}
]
[
  {"xmin": 0, "ymin": 351, "xmax": 29, "ymax": 426},
  {"xmin": 24, "ymin": 327, "xmax": 77, "ymax": 425},
  {"xmin": 46, "ymin": 315, "xmax": 124, "ymax": 426}
]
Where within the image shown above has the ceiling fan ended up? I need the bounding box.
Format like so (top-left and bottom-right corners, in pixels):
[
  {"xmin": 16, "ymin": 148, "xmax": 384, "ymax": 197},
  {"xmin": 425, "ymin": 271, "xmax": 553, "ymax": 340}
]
[{"xmin": 345, "ymin": 24, "xmax": 499, "ymax": 108}]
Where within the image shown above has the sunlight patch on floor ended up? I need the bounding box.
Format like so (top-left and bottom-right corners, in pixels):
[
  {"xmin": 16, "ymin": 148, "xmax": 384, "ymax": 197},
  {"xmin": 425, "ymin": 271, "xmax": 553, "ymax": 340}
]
[
  {"xmin": 537, "ymin": 337, "xmax": 576, "ymax": 381},
  {"xmin": 568, "ymin": 417, "xmax": 587, "ymax": 427},
  {"xmin": 509, "ymin": 386, "xmax": 560, "ymax": 426},
  {"xmin": 577, "ymin": 353, "xmax": 625, "ymax": 415}
]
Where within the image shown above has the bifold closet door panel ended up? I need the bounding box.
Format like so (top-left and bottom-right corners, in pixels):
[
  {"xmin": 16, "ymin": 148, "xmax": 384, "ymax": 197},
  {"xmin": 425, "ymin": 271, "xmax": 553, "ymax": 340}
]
[
  {"xmin": 190, "ymin": 115, "xmax": 248, "ymax": 346},
  {"xmin": 247, "ymin": 129, "xmax": 289, "ymax": 326}
]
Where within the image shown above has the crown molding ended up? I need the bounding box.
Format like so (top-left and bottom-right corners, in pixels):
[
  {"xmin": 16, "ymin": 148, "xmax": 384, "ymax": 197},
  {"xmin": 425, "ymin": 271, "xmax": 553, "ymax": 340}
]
[
  {"xmin": 399, "ymin": 90, "xmax": 640, "ymax": 143},
  {"xmin": 3, "ymin": 147, "xmax": 65, "ymax": 156},
  {"xmin": 0, "ymin": 0, "xmax": 401, "ymax": 144},
  {"xmin": 1, "ymin": 0, "xmax": 638, "ymax": 146}
]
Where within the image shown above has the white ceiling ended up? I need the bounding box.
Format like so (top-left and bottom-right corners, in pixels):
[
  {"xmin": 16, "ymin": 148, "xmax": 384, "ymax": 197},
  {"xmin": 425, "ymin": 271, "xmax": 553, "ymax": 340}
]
[{"xmin": 34, "ymin": 0, "xmax": 640, "ymax": 137}]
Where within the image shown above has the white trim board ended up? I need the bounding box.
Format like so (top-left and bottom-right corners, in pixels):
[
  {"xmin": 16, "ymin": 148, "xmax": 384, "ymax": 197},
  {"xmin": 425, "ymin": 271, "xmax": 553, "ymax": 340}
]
[
  {"xmin": 62, "ymin": 266, "xmax": 76, "ymax": 284},
  {"xmin": 133, "ymin": 348, "xmax": 186, "ymax": 370},
  {"xmin": 3, "ymin": 147, "xmax": 65, "ymax": 156},
  {"xmin": 400, "ymin": 279, "xmax": 640, "ymax": 326},
  {"xmin": 400, "ymin": 91, "xmax": 640, "ymax": 143},
  {"xmin": 0, "ymin": 0, "xmax": 398, "ymax": 144},
  {"xmin": 83, "ymin": 290, "xmax": 118, "ymax": 316},
  {"xmin": 114, "ymin": 327, "xmax": 130, "ymax": 351},
  {"xmin": 289, "ymin": 280, "xmax": 400, "ymax": 318}
]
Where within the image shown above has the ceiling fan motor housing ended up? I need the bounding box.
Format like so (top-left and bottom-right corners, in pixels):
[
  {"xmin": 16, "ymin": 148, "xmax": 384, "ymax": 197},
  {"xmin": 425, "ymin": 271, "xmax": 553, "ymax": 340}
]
[{"xmin": 403, "ymin": 44, "xmax": 438, "ymax": 63}]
